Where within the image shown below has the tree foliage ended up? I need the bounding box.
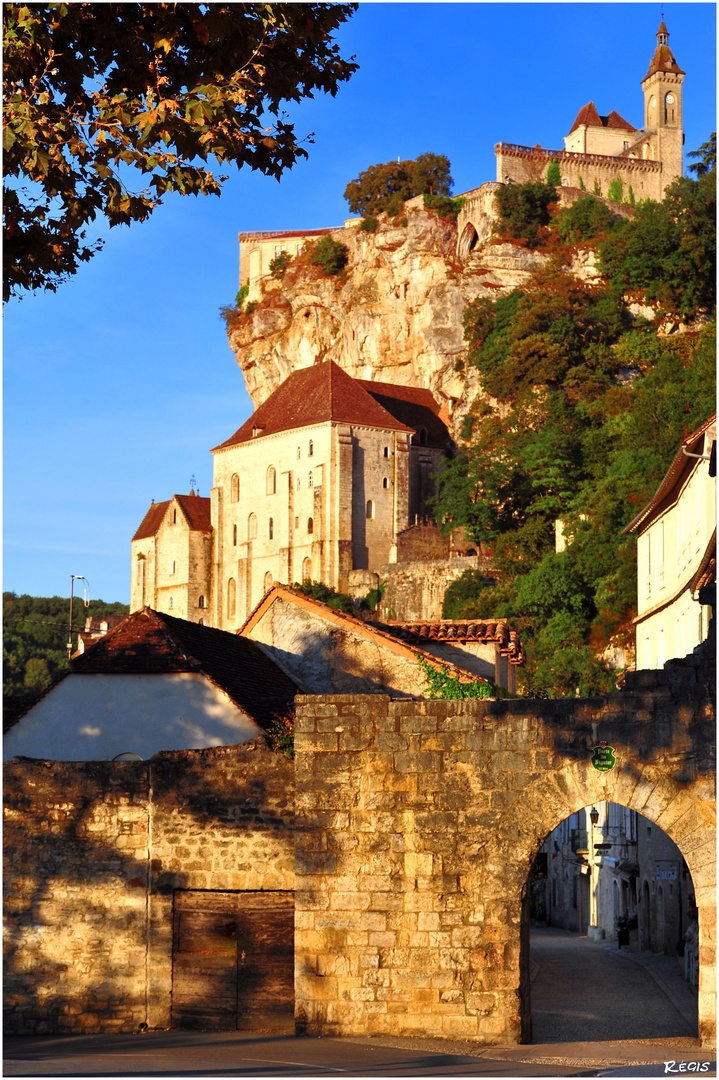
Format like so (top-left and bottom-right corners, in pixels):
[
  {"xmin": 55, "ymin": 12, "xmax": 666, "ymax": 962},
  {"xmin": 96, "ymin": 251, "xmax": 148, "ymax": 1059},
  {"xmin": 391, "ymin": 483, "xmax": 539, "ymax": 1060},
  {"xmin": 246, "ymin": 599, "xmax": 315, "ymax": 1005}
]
[
  {"xmin": 291, "ymin": 579, "xmax": 354, "ymax": 614},
  {"xmin": 307, "ymin": 234, "xmax": 348, "ymax": 276},
  {"xmin": 344, "ymin": 153, "xmax": 452, "ymax": 217},
  {"xmin": 553, "ymin": 195, "xmax": 618, "ymax": 243},
  {"xmin": 494, "ymin": 181, "xmax": 557, "ymax": 247},
  {"xmin": 3, "ymin": 2, "xmax": 358, "ymax": 300}
]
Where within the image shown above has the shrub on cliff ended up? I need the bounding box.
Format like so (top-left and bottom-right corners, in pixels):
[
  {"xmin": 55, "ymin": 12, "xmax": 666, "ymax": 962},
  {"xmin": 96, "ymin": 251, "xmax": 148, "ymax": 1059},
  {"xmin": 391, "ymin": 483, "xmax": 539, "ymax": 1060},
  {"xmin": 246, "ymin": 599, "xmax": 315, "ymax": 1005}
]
[
  {"xmin": 307, "ymin": 235, "xmax": 348, "ymax": 276},
  {"xmin": 344, "ymin": 153, "xmax": 453, "ymax": 216},
  {"xmin": 423, "ymin": 193, "xmax": 465, "ymax": 221},
  {"xmin": 494, "ymin": 181, "xmax": 558, "ymax": 248},
  {"xmin": 553, "ymin": 196, "xmax": 619, "ymax": 243}
]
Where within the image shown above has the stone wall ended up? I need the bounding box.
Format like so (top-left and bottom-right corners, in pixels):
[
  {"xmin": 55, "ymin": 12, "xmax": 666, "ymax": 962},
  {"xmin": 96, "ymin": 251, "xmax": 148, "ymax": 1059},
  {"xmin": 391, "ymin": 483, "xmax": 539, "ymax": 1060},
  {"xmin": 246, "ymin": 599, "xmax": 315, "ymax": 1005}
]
[
  {"xmin": 3, "ymin": 741, "xmax": 294, "ymax": 1034},
  {"xmin": 293, "ymin": 657, "xmax": 716, "ymax": 1046},
  {"xmin": 378, "ymin": 556, "xmax": 493, "ymax": 623}
]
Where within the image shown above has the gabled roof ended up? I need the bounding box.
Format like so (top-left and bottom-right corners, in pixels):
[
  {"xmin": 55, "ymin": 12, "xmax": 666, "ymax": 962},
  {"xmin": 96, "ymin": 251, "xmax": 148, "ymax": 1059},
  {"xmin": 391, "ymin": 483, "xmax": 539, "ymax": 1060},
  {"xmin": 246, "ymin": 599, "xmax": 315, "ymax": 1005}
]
[
  {"xmin": 70, "ymin": 608, "xmax": 298, "ymax": 730},
  {"xmin": 132, "ymin": 494, "xmax": 211, "ymax": 541},
  {"xmin": 624, "ymin": 415, "xmax": 716, "ymax": 534},
  {"xmin": 239, "ymin": 584, "xmax": 493, "ymax": 686},
  {"xmin": 374, "ymin": 618, "xmax": 525, "ymax": 666},
  {"xmin": 212, "ymin": 361, "xmax": 413, "ymax": 451},
  {"xmin": 356, "ymin": 379, "xmax": 451, "ymax": 450},
  {"xmin": 568, "ymin": 102, "xmax": 636, "ymax": 135}
]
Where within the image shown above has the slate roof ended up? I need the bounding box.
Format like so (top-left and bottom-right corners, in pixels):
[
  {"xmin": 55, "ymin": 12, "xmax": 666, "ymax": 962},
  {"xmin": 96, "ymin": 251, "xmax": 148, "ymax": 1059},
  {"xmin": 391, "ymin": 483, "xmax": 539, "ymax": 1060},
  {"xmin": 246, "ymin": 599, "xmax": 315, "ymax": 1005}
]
[
  {"xmin": 357, "ymin": 379, "xmax": 450, "ymax": 450},
  {"xmin": 624, "ymin": 415, "xmax": 716, "ymax": 534},
  {"xmin": 212, "ymin": 362, "xmax": 414, "ymax": 451},
  {"xmin": 374, "ymin": 618, "xmax": 526, "ymax": 666},
  {"xmin": 132, "ymin": 494, "xmax": 211, "ymax": 541},
  {"xmin": 70, "ymin": 607, "xmax": 298, "ymax": 730},
  {"xmin": 568, "ymin": 102, "xmax": 636, "ymax": 135}
]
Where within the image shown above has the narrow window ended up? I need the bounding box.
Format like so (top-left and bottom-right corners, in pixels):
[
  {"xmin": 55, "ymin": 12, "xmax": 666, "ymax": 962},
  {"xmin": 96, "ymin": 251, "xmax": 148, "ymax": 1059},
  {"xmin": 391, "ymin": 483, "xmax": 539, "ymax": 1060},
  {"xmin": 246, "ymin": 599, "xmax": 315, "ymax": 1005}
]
[
  {"xmin": 171, "ymin": 560, "xmax": 176, "ymax": 575},
  {"xmin": 227, "ymin": 578, "xmax": 236, "ymax": 617},
  {"xmin": 269, "ymin": 517, "xmax": 274, "ymax": 540},
  {"xmin": 198, "ymin": 618, "xmax": 205, "ymax": 626},
  {"xmin": 169, "ymin": 596, "xmax": 174, "ymax": 610},
  {"xmin": 309, "ymin": 440, "xmax": 314, "ymax": 457},
  {"xmin": 307, "ymin": 517, "xmax": 313, "ymax": 535},
  {"xmin": 383, "ymin": 446, "xmax": 389, "ymax": 458},
  {"xmin": 266, "ymin": 466, "xmax": 276, "ymax": 495},
  {"xmin": 294, "ymin": 516, "xmax": 299, "ymax": 529},
  {"xmin": 302, "ymin": 557, "xmax": 312, "ymax": 581},
  {"xmin": 230, "ymin": 473, "xmax": 240, "ymax": 503},
  {"xmin": 297, "ymin": 447, "xmax": 301, "ymax": 459},
  {"xmin": 248, "ymin": 513, "xmax": 257, "ymax": 540},
  {"xmin": 308, "ymin": 471, "xmax": 313, "ymax": 488},
  {"xmin": 173, "ymin": 509, "xmax": 177, "ymax": 524},
  {"xmin": 233, "ymin": 524, "xmax": 237, "ymax": 546},
  {"xmin": 264, "ymin": 571, "xmax": 273, "ymax": 593},
  {"xmin": 382, "ymin": 477, "xmax": 388, "ymax": 488},
  {"xmin": 198, "ymin": 595, "xmax": 205, "ymax": 609},
  {"xmin": 297, "ymin": 477, "xmax": 301, "ymax": 491},
  {"xmin": 366, "ymin": 500, "xmax": 374, "ymax": 519}
]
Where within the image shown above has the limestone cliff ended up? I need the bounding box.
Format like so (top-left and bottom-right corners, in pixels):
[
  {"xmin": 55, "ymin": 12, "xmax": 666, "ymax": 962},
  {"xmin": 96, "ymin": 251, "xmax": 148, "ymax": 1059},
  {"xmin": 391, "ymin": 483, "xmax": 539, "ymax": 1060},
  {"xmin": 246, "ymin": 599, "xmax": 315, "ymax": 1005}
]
[{"xmin": 226, "ymin": 202, "xmax": 550, "ymax": 437}]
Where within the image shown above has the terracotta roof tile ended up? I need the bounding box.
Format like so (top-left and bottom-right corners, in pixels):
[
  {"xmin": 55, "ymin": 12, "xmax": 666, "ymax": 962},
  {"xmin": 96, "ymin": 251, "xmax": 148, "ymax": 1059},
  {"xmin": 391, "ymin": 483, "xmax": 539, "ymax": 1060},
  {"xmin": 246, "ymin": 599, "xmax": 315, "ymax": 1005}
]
[
  {"xmin": 70, "ymin": 608, "xmax": 298, "ymax": 730},
  {"xmin": 603, "ymin": 110, "xmax": 636, "ymax": 132},
  {"xmin": 213, "ymin": 362, "xmax": 413, "ymax": 451},
  {"xmin": 644, "ymin": 44, "xmax": 685, "ymax": 80},
  {"xmin": 356, "ymin": 380, "xmax": 451, "ymax": 450},
  {"xmin": 132, "ymin": 495, "xmax": 211, "ymax": 541},
  {"xmin": 377, "ymin": 618, "xmax": 526, "ymax": 665},
  {"xmin": 132, "ymin": 500, "xmax": 170, "ymax": 541},
  {"xmin": 568, "ymin": 102, "xmax": 636, "ymax": 136}
]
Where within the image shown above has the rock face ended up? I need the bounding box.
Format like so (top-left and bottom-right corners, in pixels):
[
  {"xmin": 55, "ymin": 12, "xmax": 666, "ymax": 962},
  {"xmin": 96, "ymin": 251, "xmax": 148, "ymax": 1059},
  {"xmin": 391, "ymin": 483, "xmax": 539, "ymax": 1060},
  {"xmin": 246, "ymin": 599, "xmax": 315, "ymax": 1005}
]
[{"xmin": 227, "ymin": 203, "xmax": 549, "ymax": 437}]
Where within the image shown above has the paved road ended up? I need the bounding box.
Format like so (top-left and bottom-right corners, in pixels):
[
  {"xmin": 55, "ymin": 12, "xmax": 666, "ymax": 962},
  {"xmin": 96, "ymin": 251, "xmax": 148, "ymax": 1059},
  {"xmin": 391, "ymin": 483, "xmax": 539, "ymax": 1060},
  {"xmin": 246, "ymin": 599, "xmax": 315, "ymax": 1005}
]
[{"xmin": 530, "ymin": 927, "xmax": 697, "ymax": 1044}]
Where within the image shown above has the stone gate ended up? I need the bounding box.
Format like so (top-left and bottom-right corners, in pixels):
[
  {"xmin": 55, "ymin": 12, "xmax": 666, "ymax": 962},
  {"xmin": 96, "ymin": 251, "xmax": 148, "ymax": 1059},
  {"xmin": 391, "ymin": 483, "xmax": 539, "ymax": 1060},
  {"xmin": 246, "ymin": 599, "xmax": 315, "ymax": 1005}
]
[{"xmin": 4, "ymin": 654, "xmax": 715, "ymax": 1045}]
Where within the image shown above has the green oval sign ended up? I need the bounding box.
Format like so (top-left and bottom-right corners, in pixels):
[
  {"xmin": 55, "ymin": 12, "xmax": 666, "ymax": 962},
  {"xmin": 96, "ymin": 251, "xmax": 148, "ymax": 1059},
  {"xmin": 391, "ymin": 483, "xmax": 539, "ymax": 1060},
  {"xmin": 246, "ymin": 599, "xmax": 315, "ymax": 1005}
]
[{"xmin": 591, "ymin": 743, "xmax": 616, "ymax": 771}]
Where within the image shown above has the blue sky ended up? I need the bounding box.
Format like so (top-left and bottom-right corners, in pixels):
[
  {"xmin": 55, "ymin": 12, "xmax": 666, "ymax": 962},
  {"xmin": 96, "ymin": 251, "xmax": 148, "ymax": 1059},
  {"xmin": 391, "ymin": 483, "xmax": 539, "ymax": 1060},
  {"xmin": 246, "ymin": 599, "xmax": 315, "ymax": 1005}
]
[{"xmin": 3, "ymin": 2, "xmax": 716, "ymax": 604}]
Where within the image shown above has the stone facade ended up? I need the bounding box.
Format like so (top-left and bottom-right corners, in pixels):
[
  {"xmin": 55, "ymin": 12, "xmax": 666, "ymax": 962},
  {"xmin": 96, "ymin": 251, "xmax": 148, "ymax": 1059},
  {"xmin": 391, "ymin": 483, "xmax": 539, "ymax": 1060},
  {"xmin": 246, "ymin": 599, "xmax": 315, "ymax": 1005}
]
[
  {"xmin": 377, "ymin": 556, "xmax": 493, "ymax": 624},
  {"xmin": 4, "ymin": 653, "xmax": 715, "ymax": 1045}
]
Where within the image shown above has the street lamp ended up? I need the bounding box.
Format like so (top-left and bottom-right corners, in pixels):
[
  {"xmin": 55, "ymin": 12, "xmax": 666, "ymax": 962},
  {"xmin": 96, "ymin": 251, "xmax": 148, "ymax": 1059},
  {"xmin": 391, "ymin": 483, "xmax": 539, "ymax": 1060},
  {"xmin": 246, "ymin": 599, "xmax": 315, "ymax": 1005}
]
[
  {"xmin": 588, "ymin": 806, "xmax": 602, "ymax": 939},
  {"xmin": 67, "ymin": 575, "xmax": 89, "ymax": 658}
]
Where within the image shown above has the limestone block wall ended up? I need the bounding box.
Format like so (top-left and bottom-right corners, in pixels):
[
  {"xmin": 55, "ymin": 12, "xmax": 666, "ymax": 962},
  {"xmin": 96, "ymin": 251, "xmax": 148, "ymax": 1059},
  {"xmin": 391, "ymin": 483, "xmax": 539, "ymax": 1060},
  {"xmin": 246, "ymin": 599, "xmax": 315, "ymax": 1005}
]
[
  {"xmin": 378, "ymin": 556, "xmax": 492, "ymax": 622},
  {"xmin": 4, "ymin": 742, "xmax": 294, "ymax": 1034},
  {"xmin": 293, "ymin": 659, "xmax": 716, "ymax": 1046},
  {"xmin": 495, "ymin": 143, "xmax": 665, "ymax": 202}
]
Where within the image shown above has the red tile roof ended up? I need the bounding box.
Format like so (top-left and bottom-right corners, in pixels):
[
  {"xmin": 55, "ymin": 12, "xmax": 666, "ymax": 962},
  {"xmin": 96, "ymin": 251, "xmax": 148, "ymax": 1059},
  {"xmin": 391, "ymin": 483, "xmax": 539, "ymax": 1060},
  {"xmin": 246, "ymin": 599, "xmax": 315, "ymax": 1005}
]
[
  {"xmin": 213, "ymin": 362, "xmax": 413, "ymax": 451},
  {"xmin": 376, "ymin": 618, "xmax": 526, "ymax": 666},
  {"xmin": 568, "ymin": 102, "xmax": 636, "ymax": 135},
  {"xmin": 644, "ymin": 44, "xmax": 685, "ymax": 80},
  {"xmin": 70, "ymin": 608, "xmax": 298, "ymax": 730},
  {"xmin": 356, "ymin": 380, "xmax": 450, "ymax": 450},
  {"xmin": 132, "ymin": 494, "xmax": 211, "ymax": 541}
]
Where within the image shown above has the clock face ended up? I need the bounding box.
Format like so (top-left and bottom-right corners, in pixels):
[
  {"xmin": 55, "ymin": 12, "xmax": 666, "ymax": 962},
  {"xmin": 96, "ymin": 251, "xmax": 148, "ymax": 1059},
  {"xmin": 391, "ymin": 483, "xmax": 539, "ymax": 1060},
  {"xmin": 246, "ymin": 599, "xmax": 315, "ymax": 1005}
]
[{"xmin": 666, "ymin": 93, "xmax": 675, "ymax": 105}]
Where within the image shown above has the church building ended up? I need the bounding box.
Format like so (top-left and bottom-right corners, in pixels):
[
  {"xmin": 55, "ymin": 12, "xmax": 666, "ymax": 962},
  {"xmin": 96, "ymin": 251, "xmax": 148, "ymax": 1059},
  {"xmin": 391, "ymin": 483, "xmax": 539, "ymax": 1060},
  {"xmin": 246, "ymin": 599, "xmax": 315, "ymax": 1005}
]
[{"xmin": 131, "ymin": 362, "xmax": 450, "ymax": 630}]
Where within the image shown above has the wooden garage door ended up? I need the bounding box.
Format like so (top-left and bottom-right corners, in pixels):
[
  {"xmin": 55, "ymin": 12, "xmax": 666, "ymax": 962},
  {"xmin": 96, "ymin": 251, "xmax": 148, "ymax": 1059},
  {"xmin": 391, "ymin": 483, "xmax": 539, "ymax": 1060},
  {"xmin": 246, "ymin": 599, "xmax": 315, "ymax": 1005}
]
[{"xmin": 171, "ymin": 890, "xmax": 294, "ymax": 1031}]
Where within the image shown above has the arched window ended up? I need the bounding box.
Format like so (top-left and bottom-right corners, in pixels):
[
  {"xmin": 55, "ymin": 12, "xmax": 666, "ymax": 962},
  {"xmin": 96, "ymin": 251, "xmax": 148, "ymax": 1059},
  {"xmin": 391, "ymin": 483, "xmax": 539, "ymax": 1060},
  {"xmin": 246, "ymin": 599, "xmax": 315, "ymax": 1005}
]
[
  {"xmin": 198, "ymin": 595, "xmax": 205, "ymax": 609},
  {"xmin": 198, "ymin": 618, "xmax": 205, "ymax": 626},
  {"xmin": 307, "ymin": 517, "xmax": 313, "ymax": 534},
  {"xmin": 366, "ymin": 500, "xmax": 374, "ymax": 519},
  {"xmin": 230, "ymin": 474, "xmax": 240, "ymax": 503},
  {"xmin": 297, "ymin": 477, "xmax": 301, "ymax": 491},
  {"xmin": 248, "ymin": 513, "xmax": 257, "ymax": 540},
  {"xmin": 227, "ymin": 578, "xmax": 236, "ymax": 617},
  {"xmin": 308, "ymin": 440, "xmax": 314, "ymax": 457},
  {"xmin": 383, "ymin": 446, "xmax": 389, "ymax": 458},
  {"xmin": 308, "ymin": 471, "xmax": 313, "ymax": 488},
  {"xmin": 266, "ymin": 466, "xmax": 276, "ymax": 495},
  {"xmin": 169, "ymin": 596, "xmax": 174, "ymax": 609},
  {"xmin": 302, "ymin": 557, "xmax": 312, "ymax": 581},
  {"xmin": 269, "ymin": 517, "xmax": 274, "ymax": 540},
  {"xmin": 233, "ymin": 524, "xmax": 237, "ymax": 546},
  {"xmin": 297, "ymin": 447, "xmax": 301, "ymax": 459},
  {"xmin": 382, "ymin": 477, "xmax": 388, "ymax": 488},
  {"xmin": 264, "ymin": 571, "xmax": 274, "ymax": 593}
]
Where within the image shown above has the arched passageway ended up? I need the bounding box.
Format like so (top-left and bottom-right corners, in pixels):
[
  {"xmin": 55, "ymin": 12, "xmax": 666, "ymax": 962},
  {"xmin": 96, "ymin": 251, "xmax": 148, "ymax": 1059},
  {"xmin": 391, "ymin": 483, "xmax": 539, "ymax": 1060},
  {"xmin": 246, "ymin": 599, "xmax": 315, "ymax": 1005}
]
[{"xmin": 458, "ymin": 222, "xmax": 479, "ymax": 258}]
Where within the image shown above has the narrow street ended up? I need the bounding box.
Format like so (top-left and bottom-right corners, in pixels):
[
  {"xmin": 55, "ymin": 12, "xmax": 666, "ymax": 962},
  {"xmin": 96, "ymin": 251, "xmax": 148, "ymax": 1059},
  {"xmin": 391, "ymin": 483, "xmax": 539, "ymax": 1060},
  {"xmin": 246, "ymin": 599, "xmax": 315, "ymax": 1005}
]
[{"xmin": 530, "ymin": 926, "xmax": 698, "ymax": 1043}]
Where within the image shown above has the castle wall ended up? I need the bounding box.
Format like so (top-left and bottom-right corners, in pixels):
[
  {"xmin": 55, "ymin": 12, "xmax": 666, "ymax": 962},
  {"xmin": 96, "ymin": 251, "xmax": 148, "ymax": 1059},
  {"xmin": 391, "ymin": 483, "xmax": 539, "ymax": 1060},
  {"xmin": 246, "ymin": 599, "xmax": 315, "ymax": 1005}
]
[
  {"xmin": 379, "ymin": 556, "xmax": 494, "ymax": 623},
  {"xmin": 495, "ymin": 143, "xmax": 666, "ymax": 202}
]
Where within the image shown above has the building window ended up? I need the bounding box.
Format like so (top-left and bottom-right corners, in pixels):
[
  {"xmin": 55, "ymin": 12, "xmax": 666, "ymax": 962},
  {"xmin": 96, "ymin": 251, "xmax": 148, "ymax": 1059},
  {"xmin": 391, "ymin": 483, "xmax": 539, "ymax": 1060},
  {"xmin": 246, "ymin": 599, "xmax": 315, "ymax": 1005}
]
[
  {"xmin": 297, "ymin": 447, "xmax": 301, "ymax": 459},
  {"xmin": 302, "ymin": 557, "xmax": 312, "ymax": 581},
  {"xmin": 366, "ymin": 500, "xmax": 374, "ymax": 519},
  {"xmin": 227, "ymin": 578, "xmax": 236, "ymax": 617},
  {"xmin": 295, "ymin": 516, "xmax": 299, "ymax": 529},
  {"xmin": 248, "ymin": 513, "xmax": 257, "ymax": 540},
  {"xmin": 269, "ymin": 517, "xmax": 274, "ymax": 540},
  {"xmin": 383, "ymin": 446, "xmax": 389, "ymax": 458},
  {"xmin": 309, "ymin": 440, "xmax": 314, "ymax": 457},
  {"xmin": 307, "ymin": 517, "xmax": 313, "ymax": 534},
  {"xmin": 266, "ymin": 466, "xmax": 276, "ymax": 495},
  {"xmin": 264, "ymin": 571, "xmax": 273, "ymax": 593},
  {"xmin": 171, "ymin": 560, "xmax": 176, "ymax": 574},
  {"xmin": 198, "ymin": 618, "xmax": 205, "ymax": 626},
  {"xmin": 169, "ymin": 596, "xmax": 174, "ymax": 609},
  {"xmin": 297, "ymin": 477, "xmax": 301, "ymax": 491},
  {"xmin": 308, "ymin": 471, "xmax": 313, "ymax": 488},
  {"xmin": 198, "ymin": 595, "xmax": 205, "ymax": 609},
  {"xmin": 173, "ymin": 509, "xmax": 177, "ymax": 524},
  {"xmin": 230, "ymin": 474, "xmax": 240, "ymax": 503},
  {"xmin": 233, "ymin": 523, "xmax": 237, "ymax": 546},
  {"xmin": 382, "ymin": 477, "xmax": 388, "ymax": 488}
]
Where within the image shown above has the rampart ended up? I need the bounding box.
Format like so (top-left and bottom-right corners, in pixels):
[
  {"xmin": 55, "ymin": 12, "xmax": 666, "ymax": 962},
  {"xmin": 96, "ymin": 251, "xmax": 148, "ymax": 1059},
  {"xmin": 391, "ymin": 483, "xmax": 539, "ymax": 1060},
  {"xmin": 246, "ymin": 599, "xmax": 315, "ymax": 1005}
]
[{"xmin": 495, "ymin": 142, "xmax": 665, "ymax": 202}]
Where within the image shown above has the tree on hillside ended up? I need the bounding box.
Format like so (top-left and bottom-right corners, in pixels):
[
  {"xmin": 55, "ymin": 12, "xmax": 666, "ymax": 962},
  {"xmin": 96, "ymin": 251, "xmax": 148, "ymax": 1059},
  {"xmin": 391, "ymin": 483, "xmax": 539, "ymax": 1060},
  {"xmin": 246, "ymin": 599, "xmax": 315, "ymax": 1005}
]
[
  {"xmin": 344, "ymin": 153, "xmax": 453, "ymax": 216},
  {"xmin": 3, "ymin": 3, "xmax": 358, "ymax": 301},
  {"xmin": 688, "ymin": 132, "xmax": 716, "ymax": 177},
  {"xmin": 494, "ymin": 180, "xmax": 558, "ymax": 248}
]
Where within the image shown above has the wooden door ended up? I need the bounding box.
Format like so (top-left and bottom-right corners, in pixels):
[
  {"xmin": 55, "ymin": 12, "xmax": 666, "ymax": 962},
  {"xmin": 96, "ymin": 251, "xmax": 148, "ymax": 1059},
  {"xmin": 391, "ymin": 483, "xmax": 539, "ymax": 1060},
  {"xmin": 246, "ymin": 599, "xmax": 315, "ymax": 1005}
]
[{"xmin": 171, "ymin": 890, "xmax": 294, "ymax": 1031}]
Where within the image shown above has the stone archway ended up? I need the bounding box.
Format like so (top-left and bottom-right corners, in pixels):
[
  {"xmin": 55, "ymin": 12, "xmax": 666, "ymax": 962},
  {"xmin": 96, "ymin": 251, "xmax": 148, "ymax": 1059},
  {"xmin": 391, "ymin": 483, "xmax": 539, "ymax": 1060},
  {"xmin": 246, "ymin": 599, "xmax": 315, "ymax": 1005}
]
[{"xmin": 458, "ymin": 221, "xmax": 480, "ymax": 259}]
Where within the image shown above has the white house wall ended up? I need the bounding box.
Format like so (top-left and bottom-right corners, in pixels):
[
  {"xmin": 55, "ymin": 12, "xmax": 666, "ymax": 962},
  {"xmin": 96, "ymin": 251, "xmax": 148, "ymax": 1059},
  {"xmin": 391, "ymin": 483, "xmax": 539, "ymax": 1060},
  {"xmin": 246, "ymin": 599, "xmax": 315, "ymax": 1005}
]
[{"xmin": 3, "ymin": 673, "xmax": 264, "ymax": 761}]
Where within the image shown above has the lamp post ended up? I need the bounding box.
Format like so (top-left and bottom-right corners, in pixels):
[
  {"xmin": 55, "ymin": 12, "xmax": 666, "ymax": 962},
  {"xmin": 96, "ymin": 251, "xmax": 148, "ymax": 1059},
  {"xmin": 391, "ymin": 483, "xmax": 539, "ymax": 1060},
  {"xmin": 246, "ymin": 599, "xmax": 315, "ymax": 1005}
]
[
  {"xmin": 588, "ymin": 805, "xmax": 602, "ymax": 940},
  {"xmin": 67, "ymin": 575, "xmax": 89, "ymax": 658}
]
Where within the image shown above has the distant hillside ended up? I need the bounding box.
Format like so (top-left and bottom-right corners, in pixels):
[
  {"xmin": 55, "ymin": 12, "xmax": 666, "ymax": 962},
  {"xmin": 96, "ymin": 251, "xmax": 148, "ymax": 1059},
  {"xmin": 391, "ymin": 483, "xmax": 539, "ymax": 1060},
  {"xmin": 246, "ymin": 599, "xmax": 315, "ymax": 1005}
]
[{"xmin": 3, "ymin": 593, "xmax": 129, "ymax": 727}]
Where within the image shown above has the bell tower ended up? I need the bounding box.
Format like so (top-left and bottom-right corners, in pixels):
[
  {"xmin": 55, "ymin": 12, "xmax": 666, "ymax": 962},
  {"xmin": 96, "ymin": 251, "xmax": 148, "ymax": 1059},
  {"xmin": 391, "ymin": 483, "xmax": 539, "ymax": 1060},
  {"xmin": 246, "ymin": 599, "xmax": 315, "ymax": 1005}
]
[{"xmin": 641, "ymin": 18, "xmax": 685, "ymax": 189}]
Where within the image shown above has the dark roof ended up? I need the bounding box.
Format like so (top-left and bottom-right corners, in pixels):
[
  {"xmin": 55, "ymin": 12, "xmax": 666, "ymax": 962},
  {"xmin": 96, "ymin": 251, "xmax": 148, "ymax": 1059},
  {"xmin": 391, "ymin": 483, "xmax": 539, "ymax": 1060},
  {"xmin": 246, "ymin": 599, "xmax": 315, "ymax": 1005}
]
[
  {"xmin": 356, "ymin": 379, "xmax": 451, "ymax": 450},
  {"xmin": 374, "ymin": 618, "xmax": 525, "ymax": 666},
  {"xmin": 624, "ymin": 415, "xmax": 716, "ymax": 534},
  {"xmin": 70, "ymin": 608, "xmax": 298, "ymax": 730},
  {"xmin": 568, "ymin": 102, "xmax": 636, "ymax": 135},
  {"xmin": 132, "ymin": 494, "xmax": 211, "ymax": 541},
  {"xmin": 212, "ymin": 362, "xmax": 413, "ymax": 451}
]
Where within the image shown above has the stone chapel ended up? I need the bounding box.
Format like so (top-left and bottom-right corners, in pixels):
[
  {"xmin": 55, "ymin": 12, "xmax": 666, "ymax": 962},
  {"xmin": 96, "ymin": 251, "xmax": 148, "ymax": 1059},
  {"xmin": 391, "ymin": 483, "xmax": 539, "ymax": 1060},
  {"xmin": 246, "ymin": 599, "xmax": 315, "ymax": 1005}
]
[{"xmin": 131, "ymin": 361, "xmax": 450, "ymax": 630}]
